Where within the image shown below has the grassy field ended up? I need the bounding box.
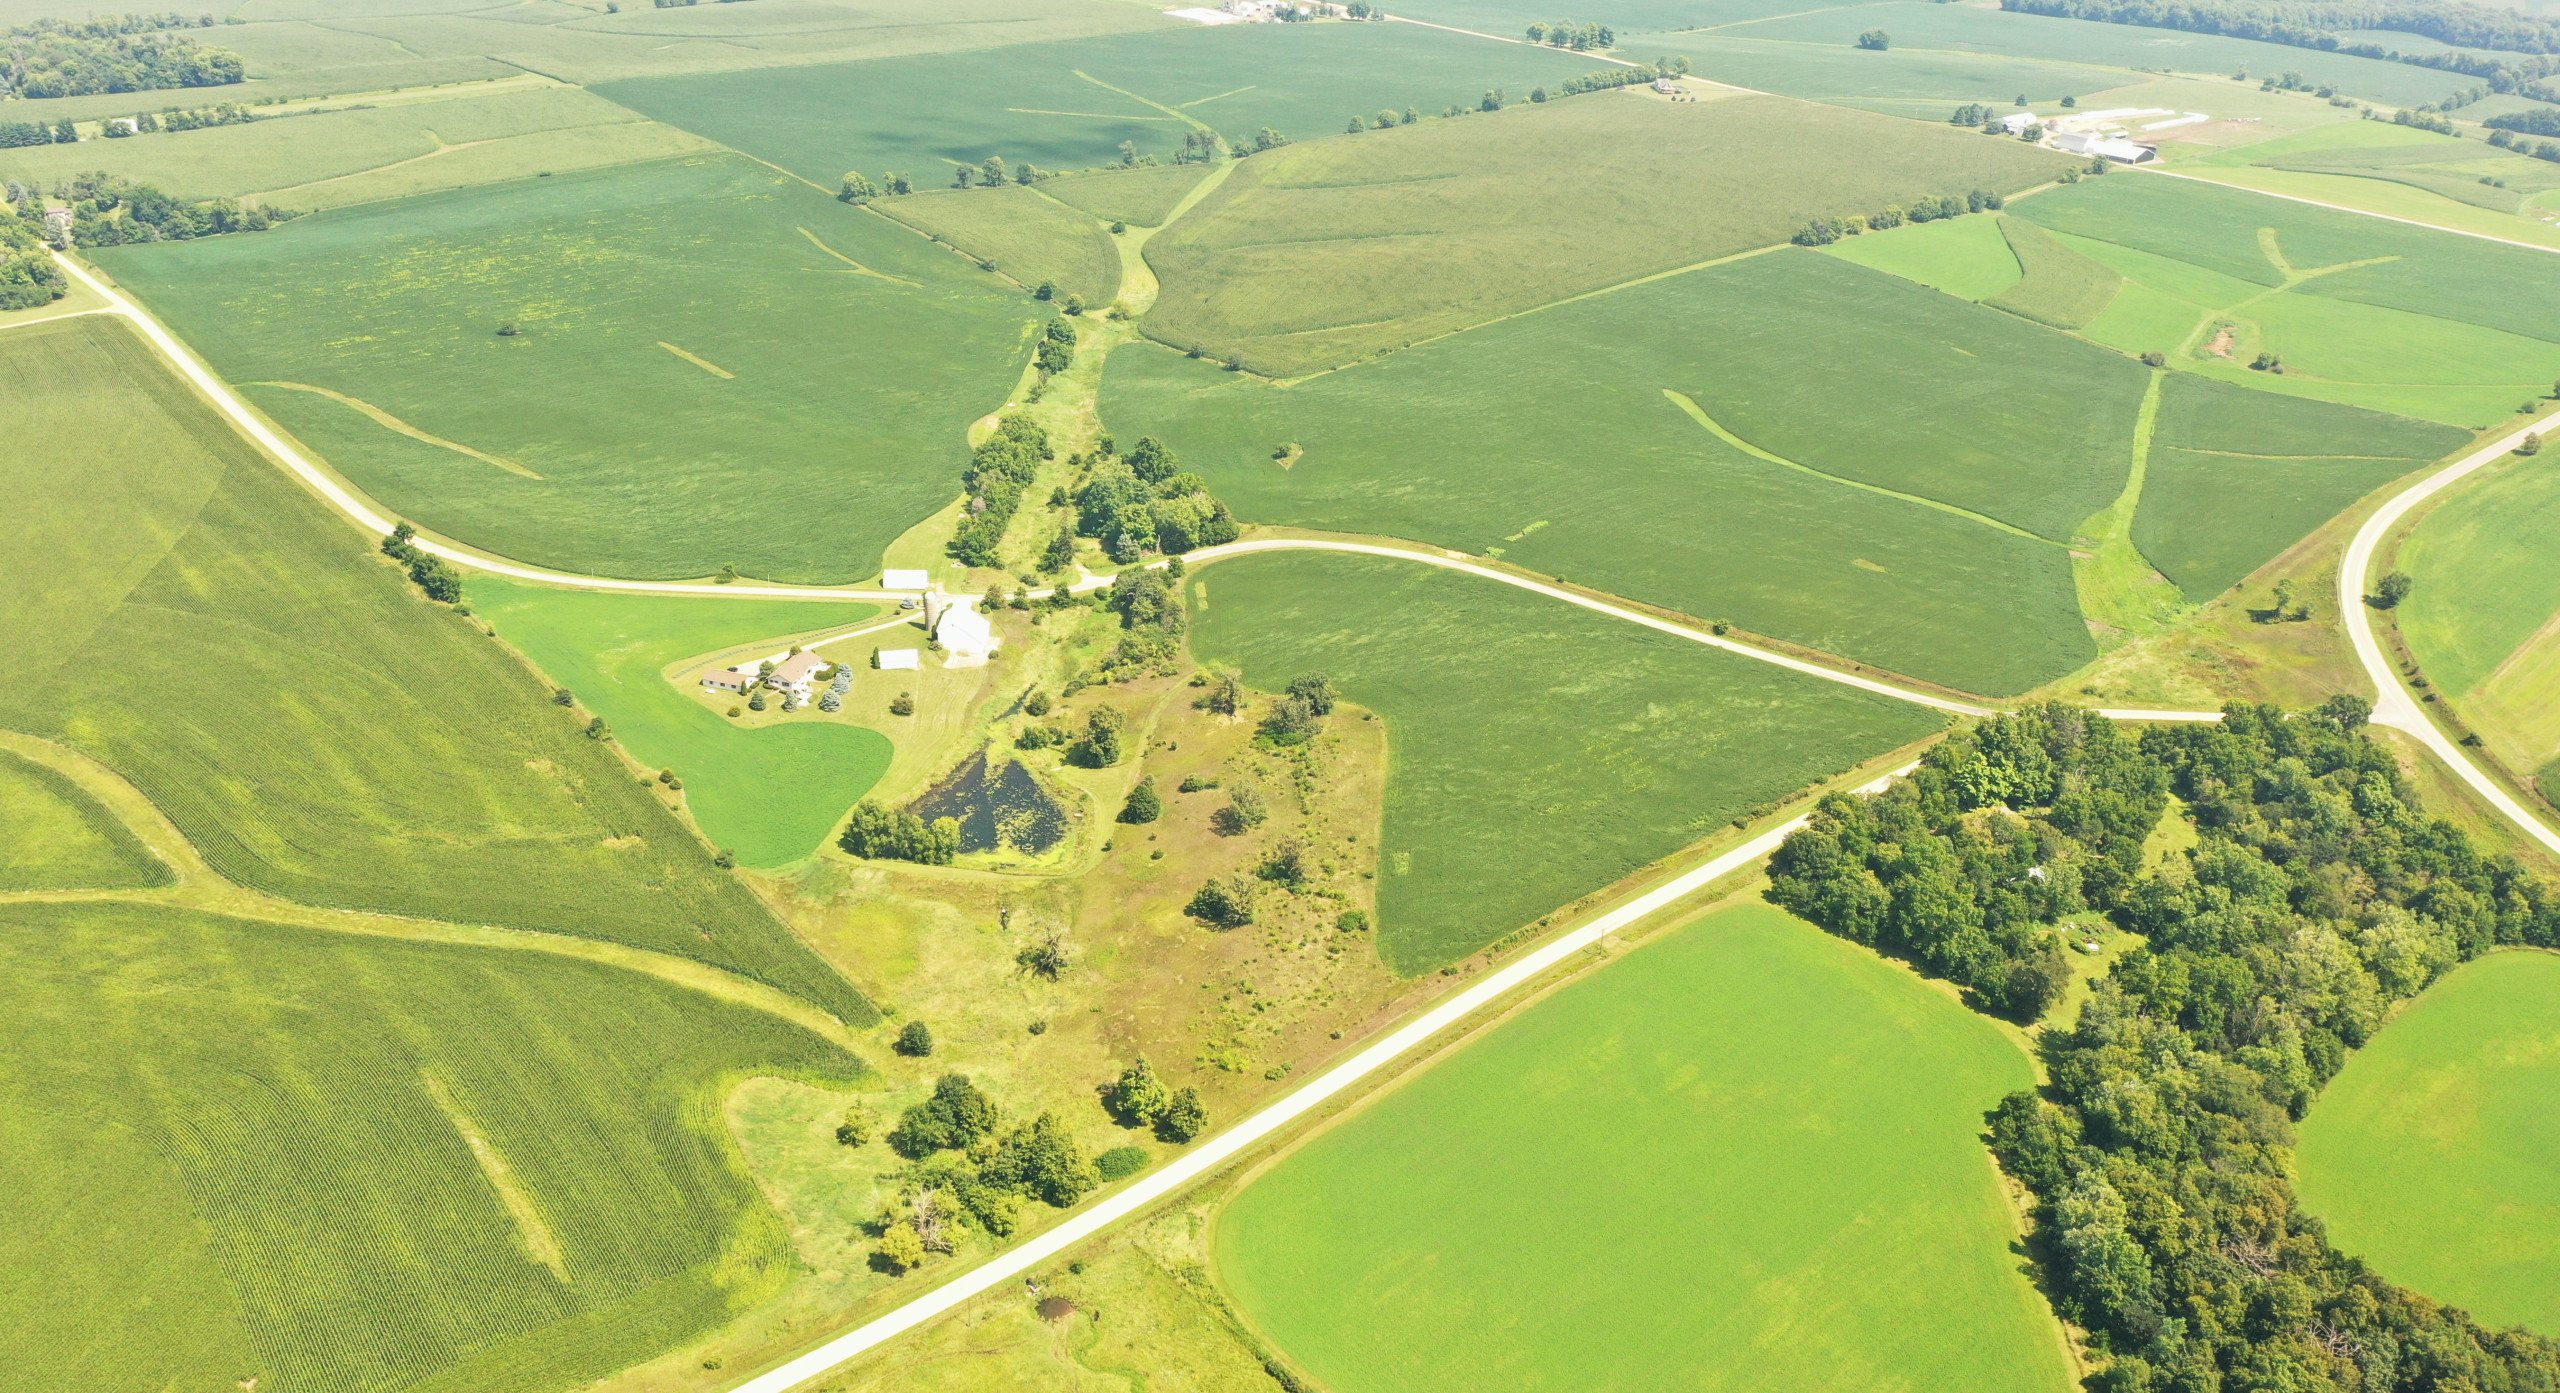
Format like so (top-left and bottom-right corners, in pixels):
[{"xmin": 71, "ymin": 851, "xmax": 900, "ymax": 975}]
[
  {"xmin": 1185, "ymin": 552, "xmax": 1944, "ymax": 973},
  {"xmin": 2179, "ymin": 119, "xmax": 2560, "ymax": 249},
  {"xmin": 1040, "ymin": 163, "xmax": 1214, "ymax": 228},
  {"xmin": 877, "ymin": 186, "xmax": 1121, "ymax": 306},
  {"xmin": 1821, "ymin": 210, "xmax": 2023, "ymax": 301},
  {"xmin": 2297, "ymin": 950, "xmax": 2560, "ymax": 1336},
  {"xmin": 1213, "ymin": 898, "xmax": 2070, "ymax": 1393},
  {"xmin": 595, "ymin": 22, "xmax": 1591, "ymax": 191},
  {"xmin": 1989, "ymin": 212, "xmax": 2125, "ymax": 328},
  {"xmin": 467, "ymin": 581, "xmax": 894, "ymax": 870},
  {"xmin": 0, "ymin": 746, "xmax": 169, "ymax": 893},
  {"xmin": 0, "ymin": 314, "xmax": 869, "ymax": 1022},
  {"xmin": 2398, "ymin": 450, "xmax": 2560, "ymax": 788},
  {"xmin": 97, "ymin": 154, "xmax": 1033, "ymax": 583},
  {"xmin": 0, "ymin": 898, "xmax": 865, "ymax": 1393},
  {"xmin": 1141, "ymin": 91, "xmax": 2069, "ymax": 376}
]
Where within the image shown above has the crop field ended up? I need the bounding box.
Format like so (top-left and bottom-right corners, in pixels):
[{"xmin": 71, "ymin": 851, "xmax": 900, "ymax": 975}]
[
  {"xmin": 0, "ymin": 899, "xmax": 865, "ymax": 1393},
  {"xmin": 2178, "ymin": 115, "xmax": 2560, "ymax": 248},
  {"xmin": 2398, "ymin": 452, "xmax": 2560, "ymax": 784},
  {"xmin": 1140, "ymin": 92, "xmax": 2069, "ymax": 376},
  {"xmin": 468, "ymin": 580, "xmax": 894, "ymax": 870},
  {"xmin": 96, "ymin": 155, "xmax": 1034, "ymax": 583},
  {"xmin": 1653, "ymin": 33, "xmax": 2117, "ymax": 118},
  {"xmin": 0, "ymin": 746, "xmax": 169, "ymax": 893},
  {"xmin": 596, "ymin": 22, "xmax": 1590, "ymax": 191},
  {"xmin": 1213, "ymin": 899, "xmax": 2071, "ymax": 1393},
  {"xmin": 1821, "ymin": 210, "xmax": 2023, "ymax": 301},
  {"xmin": 1185, "ymin": 552, "xmax": 1944, "ymax": 973},
  {"xmin": 2297, "ymin": 950, "xmax": 2560, "ymax": 1336},
  {"xmin": 876, "ymin": 187, "xmax": 1122, "ymax": 306},
  {"xmin": 1989, "ymin": 212, "xmax": 2125, "ymax": 328},
  {"xmin": 0, "ymin": 315, "xmax": 869, "ymax": 1021},
  {"xmin": 2015, "ymin": 173, "xmax": 2560, "ymax": 427}
]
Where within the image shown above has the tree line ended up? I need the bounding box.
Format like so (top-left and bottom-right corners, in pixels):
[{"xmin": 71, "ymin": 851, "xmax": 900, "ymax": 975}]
[
  {"xmin": 948, "ymin": 413, "xmax": 1052, "ymax": 569},
  {"xmin": 1998, "ymin": 0, "xmax": 2560, "ymax": 101},
  {"xmin": 0, "ymin": 190, "xmax": 64, "ymax": 310},
  {"xmin": 0, "ymin": 15, "xmax": 244, "ymax": 100},
  {"xmin": 1791, "ymin": 188, "xmax": 2007, "ymax": 246},
  {"xmin": 1772, "ymin": 700, "xmax": 2560, "ymax": 1391},
  {"xmin": 1524, "ymin": 20, "xmax": 1616, "ymax": 49},
  {"xmin": 17, "ymin": 170, "xmax": 294, "ymax": 246}
]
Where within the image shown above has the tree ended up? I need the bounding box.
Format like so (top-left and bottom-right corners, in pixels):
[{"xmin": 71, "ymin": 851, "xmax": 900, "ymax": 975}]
[
  {"xmin": 887, "ymin": 1073, "xmax": 1001, "ymax": 1158},
  {"xmin": 2374, "ymin": 570, "xmax": 2415, "ymax": 609},
  {"xmin": 1347, "ymin": 115, "xmax": 1367, "ymax": 134},
  {"xmin": 981, "ymin": 1112, "xmax": 1095, "ymax": 1207},
  {"xmin": 980, "ymin": 156, "xmax": 1006, "ymax": 187},
  {"xmin": 1186, "ymin": 876, "xmax": 1255, "ymax": 927},
  {"xmin": 1402, "ymin": 106, "xmax": 1419, "ymax": 125},
  {"xmin": 1213, "ymin": 784, "xmax": 1267, "ymax": 835},
  {"xmin": 886, "ymin": 172, "xmax": 912, "ymax": 195},
  {"xmin": 1206, "ymin": 671, "xmax": 1243, "ymax": 716},
  {"xmin": 895, "ymin": 1020, "xmax": 935, "ymax": 1057},
  {"xmin": 836, "ymin": 1104, "xmax": 879, "ymax": 1146},
  {"xmin": 1529, "ymin": 86, "xmax": 1547, "ymax": 102},
  {"xmin": 838, "ymin": 171, "xmax": 878, "ymax": 202},
  {"xmin": 1156, "ymin": 1087, "xmax": 1208, "ymax": 1142},
  {"xmin": 1017, "ymin": 924, "xmax": 1072, "ymax": 980},
  {"xmin": 2271, "ymin": 577, "xmax": 2298, "ymax": 621},
  {"xmin": 875, "ymin": 1221, "xmax": 928, "ymax": 1274},
  {"xmin": 1120, "ymin": 775, "xmax": 1162, "ymax": 824},
  {"xmin": 952, "ymin": 165, "xmax": 973, "ymax": 189},
  {"xmin": 1480, "ymin": 87, "xmax": 1504, "ymax": 112},
  {"xmin": 1856, "ymin": 28, "xmax": 1890, "ymax": 48},
  {"xmin": 1101, "ymin": 1055, "xmax": 1170, "ymax": 1125},
  {"xmin": 1286, "ymin": 673, "xmax": 1337, "ymax": 715},
  {"xmin": 2519, "ymin": 431, "xmax": 2545, "ymax": 456},
  {"xmin": 1074, "ymin": 705, "xmax": 1126, "ymax": 767}
]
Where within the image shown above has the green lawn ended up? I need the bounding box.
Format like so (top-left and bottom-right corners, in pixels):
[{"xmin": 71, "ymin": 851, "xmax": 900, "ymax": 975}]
[
  {"xmin": 0, "ymin": 315, "xmax": 869, "ymax": 1022},
  {"xmin": 1185, "ymin": 552, "xmax": 1945, "ymax": 973},
  {"xmin": 1821, "ymin": 209, "xmax": 2023, "ymax": 301},
  {"xmin": 93, "ymin": 154, "xmax": 1034, "ymax": 584},
  {"xmin": 468, "ymin": 580, "xmax": 894, "ymax": 869},
  {"xmin": 0, "ymin": 746, "xmax": 169, "ymax": 893},
  {"xmin": 877, "ymin": 186, "xmax": 1121, "ymax": 306},
  {"xmin": 0, "ymin": 899, "xmax": 864, "ymax": 1393},
  {"xmin": 2298, "ymin": 950, "xmax": 2560, "ymax": 1337},
  {"xmin": 1213, "ymin": 899, "xmax": 2071, "ymax": 1392},
  {"xmin": 1141, "ymin": 91, "xmax": 2068, "ymax": 376}
]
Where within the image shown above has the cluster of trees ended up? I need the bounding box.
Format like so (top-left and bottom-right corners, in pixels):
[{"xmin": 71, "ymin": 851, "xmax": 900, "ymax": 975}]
[
  {"xmin": 43, "ymin": 170, "xmax": 292, "ymax": 245},
  {"xmin": 0, "ymin": 193, "xmax": 64, "ymax": 310},
  {"xmin": 1999, "ymin": 0, "xmax": 2560, "ymax": 99},
  {"xmin": 951, "ymin": 154, "xmax": 1053, "ymax": 189},
  {"xmin": 1071, "ymin": 434, "xmax": 1240, "ymax": 564},
  {"xmin": 1034, "ymin": 314, "xmax": 1074, "ymax": 376},
  {"xmin": 1173, "ymin": 129, "xmax": 1223, "ymax": 165},
  {"xmin": 1791, "ymin": 188, "xmax": 2005, "ymax": 245},
  {"xmin": 1098, "ymin": 1056, "xmax": 1209, "ymax": 1142},
  {"xmin": 840, "ymin": 800, "xmax": 963, "ymax": 865},
  {"xmin": 948, "ymin": 413, "xmax": 1051, "ymax": 568},
  {"xmin": 864, "ymin": 1074, "xmax": 1098, "ymax": 1274},
  {"xmin": 1348, "ymin": 106, "xmax": 1421, "ymax": 132},
  {"xmin": 0, "ymin": 15, "xmax": 244, "ymax": 99},
  {"xmin": 101, "ymin": 99, "xmax": 253, "ymax": 135},
  {"xmin": 1259, "ymin": 673, "xmax": 1335, "ymax": 748},
  {"xmin": 0, "ymin": 118, "xmax": 73, "ymax": 146},
  {"xmin": 1554, "ymin": 56, "xmax": 1690, "ymax": 97},
  {"xmin": 1093, "ymin": 565, "xmax": 1188, "ymax": 681},
  {"xmin": 379, "ymin": 523, "xmax": 464, "ymax": 605},
  {"xmin": 2378, "ymin": 104, "xmax": 2455, "ymax": 134},
  {"xmin": 1524, "ymin": 20, "xmax": 1616, "ymax": 48},
  {"xmin": 1856, "ymin": 27, "xmax": 1891, "ymax": 48},
  {"xmin": 1944, "ymin": 703, "xmax": 2560, "ymax": 1393},
  {"xmin": 1769, "ymin": 704, "xmax": 2170, "ymax": 1021}
]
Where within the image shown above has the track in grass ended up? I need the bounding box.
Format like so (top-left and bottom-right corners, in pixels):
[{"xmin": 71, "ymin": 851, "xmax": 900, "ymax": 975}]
[
  {"xmin": 1212, "ymin": 899, "xmax": 2073, "ymax": 1393},
  {"xmin": 2297, "ymin": 951, "xmax": 2560, "ymax": 1336},
  {"xmin": 1185, "ymin": 551, "xmax": 1945, "ymax": 973}
]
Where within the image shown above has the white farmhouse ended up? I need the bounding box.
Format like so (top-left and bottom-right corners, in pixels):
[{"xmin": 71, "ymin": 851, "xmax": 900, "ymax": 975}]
[{"xmin": 700, "ymin": 650, "xmax": 828, "ymax": 702}]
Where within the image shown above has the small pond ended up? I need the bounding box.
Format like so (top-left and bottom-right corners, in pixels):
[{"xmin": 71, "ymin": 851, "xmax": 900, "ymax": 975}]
[{"xmin": 906, "ymin": 749, "xmax": 1071, "ymax": 856}]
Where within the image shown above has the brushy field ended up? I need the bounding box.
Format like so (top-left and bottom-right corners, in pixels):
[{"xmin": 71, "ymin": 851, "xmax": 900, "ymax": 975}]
[
  {"xmin": 0, "ymin": 315, "xmax": 870, "ymax": 1022},
  {"xmin": 1141, "ymin": 92, "xmax": 2069, "ymax": 376},
  {"xmin": 1989, "ymin": 212, "xmax": 2124, "ymax": 329},
  {"xmin": 1185, "ymin": 552, "xmax": 1944, "ymax": 973},
  {"xmin": 1820, "ymin": 210, "xmax": 2022, "ymax": 301},
  {"xmin": 97, "ymin": 154, "xmax": 1033, "ymax": 583},
  {"xmin": 2013, "ymin": 173, "xmax": 2560, "ymax": 428},
  {"xmin": 0, "ymin": 746, "xmax": 169, "ymax": 893},
  {"xmin": 2297, "ymin": 950, "xmax": 2560, "ymax": 1336},
  {"xmin": 595, "ymin": 22, "xmax": 1590, "ymax": 190},
  {"xmin": 0, "ymin": 899, "xmax": 865, "ymax": 1393},
  {"xmin": 876, "ymin": 186, "xmax": 1121, "ymax": 306},
  {"xmin": 1213, "ymin": 899, "xmax": 2071, "ymax": 1392},
  {"xmin": 468, "ymin": 580, "xmax": 893, "ymax": 870},
  {"xmin": 1109, "ymin": 250, "xmax": 2118, "ymax": 695},
  {"xmin": 2137, "ymin": 373, "xmax": 2464, "ymax": 599},
  {"xmin": 2398, "ymin": 450, "xmax": 2560, "ymax": 783}
]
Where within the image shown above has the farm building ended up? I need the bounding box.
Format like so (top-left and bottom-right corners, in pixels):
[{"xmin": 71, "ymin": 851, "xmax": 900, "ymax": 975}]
[
  {"xmin": 2052, "ymin": 131, "xmax": 2156, "ymax": 164},
  {"xmin": 1999, "ymin": 111, "xmax": 2040, "ymax": 135},
  {"xmin": 925, "ymin": 592, "xmax": 999, "ymax": 667},
  {"xmin": 877, "ymin": 649, "xmax": 922, "ymax": 671},
  {"xmin": 701, "ymin": 649, "xmax": 827, "ymax": 701}
]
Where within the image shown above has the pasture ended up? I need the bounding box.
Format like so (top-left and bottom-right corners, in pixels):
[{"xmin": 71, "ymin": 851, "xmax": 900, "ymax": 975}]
[
  {"xmin": 0, "ymin": 315, "xmax": 870, "ymax": 1022},
  {"xmin": 0, "ymin": 898, "xmax": 865, "ymax": 1393},
  {"xmin": 2398, "ymin": 451, "xmax": 2560, "ymax": 787},
  {"xmin": 468, "ymin": 581, "xmax": 893, "ymax": 870},
  {"xmin": 2297, "ymin": 950, "xmax": 2560, "ymax": 1336},
  {"xmin": 1821, "ymin": 210, "xmax": 2022, "ymax": 301},
  {"xmin": 1040, "ymin": 162, "xmax": 1213, "ymax": 228},
  {"xmin": 1185, "ymin": 551, "xmax": 1945, "ymax": 973},
  {"xmin": 1989, "ymin": 212, "xmax": 2125, "ymax": 328},
  {"xmin": 96, "ymin": 154, "xmax": 1033, "ymax": 583},
  {"xmin": 877, "ymin": 186, "xmax": 1121, "ymax": 306},
  {"xmin": 1212, "ymin": 899, "xmax": 2071, "ymax": 1393},
  {"xmin": 0, "ymin": 746, "xmax": 168, "ymax": 893},
  {"xmin": 1140, "ymin": 92, "xmax": 2069, "ymax": 376}
]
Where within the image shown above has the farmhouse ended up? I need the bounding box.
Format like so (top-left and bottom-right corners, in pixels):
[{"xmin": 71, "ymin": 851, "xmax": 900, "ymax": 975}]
[
  {"xmin": 1652, "ymin": 78, "xmax": 1680, "ymax": 95},
  {"xmin": 700, "ymin": 650, "xmax": 828, "ymax": 701},
  {"xmin": 925, "ymin": 591, "xmax": 998, "ymax": 667}
]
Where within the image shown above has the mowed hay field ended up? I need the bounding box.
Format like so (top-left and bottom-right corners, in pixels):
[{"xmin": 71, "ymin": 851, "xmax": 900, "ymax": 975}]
[
  {"xmin": 0, "ymin": 746, "xmax": 169, "ymax": 893},
  {"xmin": 2012, "ymin": 173, "xmax": 2560, "ymax": 428},
  {"xmin": 594, "ymin": 22, "xmax": 1593, "ymax": 189},
  {"xmin": 0, "ymin": 899, "xmax": 865, "ymax": 1393},
  {"xmin": 1213, "ymin": 900, "xmax": 2071, "ymax": 1393},
  {"xmin": 2297, "ymin": 951, "xmax": 2560, "ymax": 1335},
  {"xmin": 469, "ymin": 580, "xmax": 893, "ymax": 870},
  {"xmin": 93, "ymin": 154, "xmax": 1034, "ymax": 583},
  {"xmin": 0, "ymin": 315, "xmax": 870, "ymax": 1022},
  {"xmin": 1185, "ymin": 553, "xmax": 1944, "ymax": 974},
  {"xmin": 2397, "ymin": 452, "xmax": 2560, "ymax": 794},
  {"xmin": 1141, "ymin": 91, "xmax": 2069, "ymax": 376}
]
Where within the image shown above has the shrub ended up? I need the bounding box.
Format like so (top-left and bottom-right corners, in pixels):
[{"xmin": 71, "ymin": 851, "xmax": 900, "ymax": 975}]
[
  {"xmin": 1155, "ymin": 1086, "xmax": 1208, "ymax": 1142},
  {"xmin": 890, "ymin": 691, "xmax": 915, "ymax": 716},
  {"xmin": 1119, "ymin": 775, "xmax": 1162, "ymax": 824},
  {"xmin": 894, "ymin": 1020, "xmax": 934, "ymax": 1057},
  {"xmin": 1095, "ymin": 1146, "xmax": 1148, "ymax": 1181},
  {"xmin": 875, "ymin": 1221, "xmax": 927, "ymax": 1274},
  {"xmin": 1338, "ymin": 909, "xmax": 1371, "ymax": 933},
  {"xmin": 1212, "ymin": 785, "xmax": 1268, "ymax": 836},
  {"xmin": 1186, "ymin": 876, "xmax": 1256, "ymax": 927},
  {"xmin": 836, "ymin": 1104, "xmax": 879, "ymax": 1146}
]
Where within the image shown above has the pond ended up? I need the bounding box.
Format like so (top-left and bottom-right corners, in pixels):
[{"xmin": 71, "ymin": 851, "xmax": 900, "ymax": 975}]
[{"xmin": 906, "ymin": 749, "xmax": 1071, "ymax": 856}]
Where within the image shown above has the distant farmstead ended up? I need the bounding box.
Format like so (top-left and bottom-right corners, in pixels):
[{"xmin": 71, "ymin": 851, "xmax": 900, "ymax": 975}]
[{"xmin": 2053, "ymin": 130, "xmax": 2157, "ymax": 164}]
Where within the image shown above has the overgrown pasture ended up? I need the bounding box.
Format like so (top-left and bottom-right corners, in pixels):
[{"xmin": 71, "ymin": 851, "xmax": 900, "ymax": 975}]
[
  {"xmin": 1213, "ymin": 899, "xmax": 2071, "ymax": 1392},
  {"xmin": 0, "ymin": 315, "xmax": 870, "ymax": 1021},
  {"xmin": 94, "ymin": 154, "xmax": 1034, "ymax": 583},
  {"xmin": 1141, "ymin": 92, "xmax": 2069, "ymax": 376},
  {"xmin": 2297, "ymin": 950, "xmax": 2560, "ymax": 1337},
  {"xmin": 1185, "ymin": 552, "xmax": 1944, "ymax": 973},
  {"xmin": 0, "ymin": 899, "xmax": 865, "ymax": 1393}
]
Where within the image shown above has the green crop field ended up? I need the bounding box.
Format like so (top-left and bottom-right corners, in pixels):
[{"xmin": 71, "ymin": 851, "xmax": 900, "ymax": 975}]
[
  {"xmin": 95, "ymin": 154, "xmax": 1034, "ymax": 583},
  {"xmin": 2179, "ymin": 119, "xmax": 2560, "ymax": 249},
  {"xmin": 0, "ymin": 746, "xmax": 169, "ymax": 893},
  {"xmin": 1651, "ymin": 33, "xmax": 2116, "ymax": 119},
  {"xmin": 1988, "ymin": 211, "xmax": 2126, "ymax": 329},
  {"xmin": 2298, "ymin": 950, "xmax": 2560, "ymax": 1336},
  {"xmin": 468, "ymin": 580, "xmax": 894, "ymax": 870},
  {"xmin": 1141, "ymin": 92, "xmax": 2068, "ymax": 376},
  {"xmin": 1185, "ymin": 552, "xmax": 1943, "ymax": 973},
  {"xmin": 594, "ymin": 22, "xmax": 1592, "ymax": 192},
  {"xmin": 1213, "ymin": 899, "xmax": 2071, "ymax": 1392},
  {"xmin": 876, "ymin": 186, "xmax": 1121, "ymax": 306},
  {"xmin": 0, "ymin": 899, "xmax": 865, "ymax": 1393},
  {"xmin": 0, "ymin": 315, "xmax": 869, "ymax": 1021},
  {"xmin": 2013, "ymin": 173, "xmax": 2560, "ymax": 428},
  {"xmin": 1821, "ymin": 210, "xmax": 2023, "ymax": 301},
  {"xmin": 2398, "ymin": 452, "xmax": 2560, "ymax": 785}
]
